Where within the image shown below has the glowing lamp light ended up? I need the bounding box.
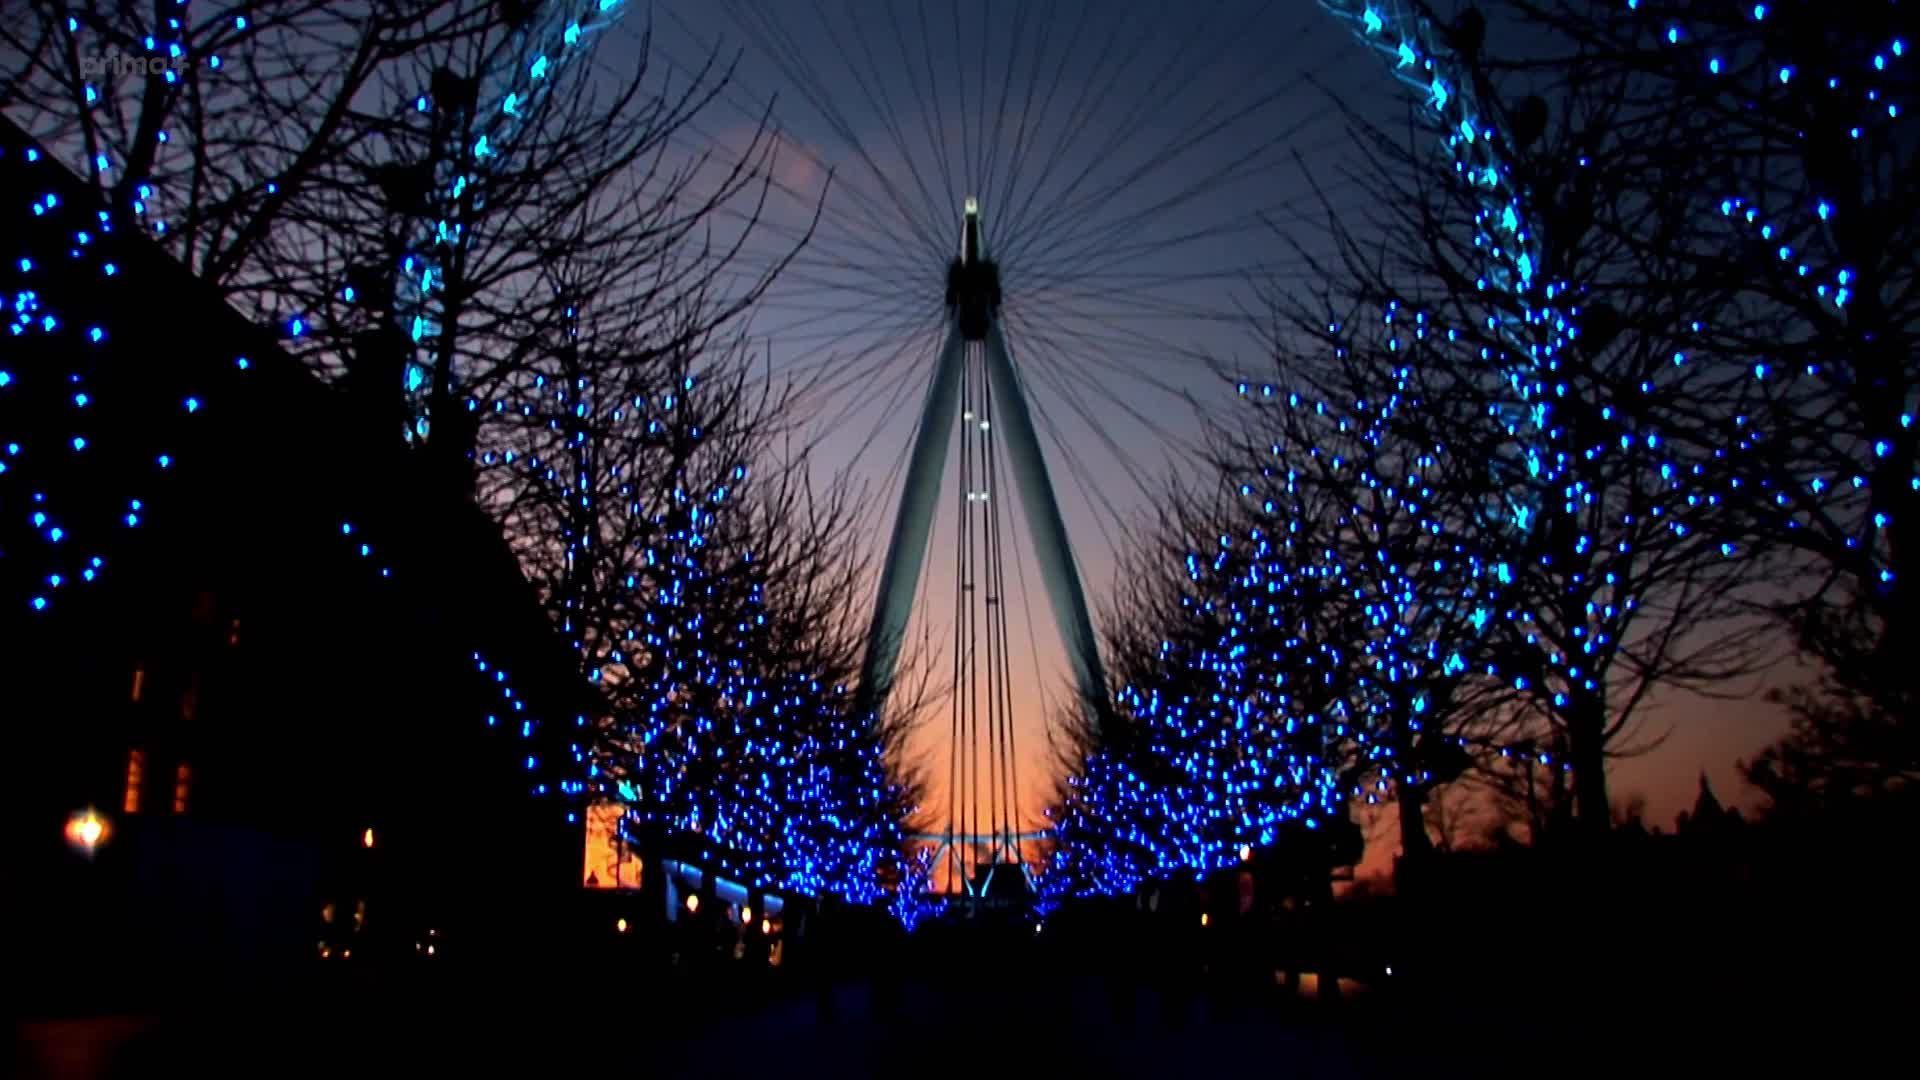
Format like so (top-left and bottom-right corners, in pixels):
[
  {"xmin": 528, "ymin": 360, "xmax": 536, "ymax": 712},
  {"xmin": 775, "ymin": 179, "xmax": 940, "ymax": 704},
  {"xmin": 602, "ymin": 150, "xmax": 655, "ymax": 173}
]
[
  {"xmin": 1239, "ymin": 844, "xmax": 1252, "ymax": 862},
  {"xmin": 1200, "ymin": 913, "xmax": 1210, "ymax": 927},
  {"xmin": 685, "ymin": 894, "xmax": 700, "ymax": 914},
  {"xmin": 362, "ymin": 827, "xmax": 375, "ymax": 849},
  {"xmin": 65, "ymin": 808, "xmax": 109, "ymax": 855},
  {"xmin": 615, "ymin": 918, "xmax": 629, "ymax": 933}
]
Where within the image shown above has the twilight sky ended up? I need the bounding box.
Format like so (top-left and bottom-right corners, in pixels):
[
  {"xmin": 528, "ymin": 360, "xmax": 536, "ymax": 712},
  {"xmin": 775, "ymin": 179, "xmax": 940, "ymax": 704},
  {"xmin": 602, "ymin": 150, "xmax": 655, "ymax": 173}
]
[{"xmin": 582, "ymin": 1, "xmax": 1790, "ymax": 863}]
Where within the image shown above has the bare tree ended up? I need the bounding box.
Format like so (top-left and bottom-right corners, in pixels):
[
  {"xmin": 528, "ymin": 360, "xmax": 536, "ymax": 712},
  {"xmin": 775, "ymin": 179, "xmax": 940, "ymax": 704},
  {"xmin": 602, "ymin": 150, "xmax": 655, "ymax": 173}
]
[
  {"xmin": 4, "ymin": 2, "xmax": 811, "ymax": 485},
  {"xmin": 5, "ymin": 3, "xmax": 927, "ymax": 899},
  {"xmin": 1486, "ymin": 0, "xmax": 1918, "ymax": 726},
  {"xmin": 1256, "ymin": 9, "xmax": 1784, "ymax": 834}
]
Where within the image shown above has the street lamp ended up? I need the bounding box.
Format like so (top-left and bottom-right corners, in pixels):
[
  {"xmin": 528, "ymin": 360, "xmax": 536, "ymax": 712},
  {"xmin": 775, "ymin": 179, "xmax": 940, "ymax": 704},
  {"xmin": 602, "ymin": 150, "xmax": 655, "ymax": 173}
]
[{"xmin": 65, "ymin": 808, "xmax": 109, "ymax": 856}]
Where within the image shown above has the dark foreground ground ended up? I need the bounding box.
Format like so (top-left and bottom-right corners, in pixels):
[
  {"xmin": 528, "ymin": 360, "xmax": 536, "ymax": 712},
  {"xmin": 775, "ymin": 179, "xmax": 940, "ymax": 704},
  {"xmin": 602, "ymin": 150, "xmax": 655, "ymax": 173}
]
[{"xmin": 14, "ymin": 952, "xmax": 1900, "ymax": 1080}]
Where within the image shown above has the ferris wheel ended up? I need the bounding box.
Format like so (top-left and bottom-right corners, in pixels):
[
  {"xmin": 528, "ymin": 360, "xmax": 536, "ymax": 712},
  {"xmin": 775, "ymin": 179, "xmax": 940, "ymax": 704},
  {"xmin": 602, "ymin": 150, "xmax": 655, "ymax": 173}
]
[
  {"xmin": 569, "ymin": 0, "xmax": 1410, "ymax": 896},
  {"xmin": 363, "ymin": 0, "xmax": 1539, "ymax": 900}
]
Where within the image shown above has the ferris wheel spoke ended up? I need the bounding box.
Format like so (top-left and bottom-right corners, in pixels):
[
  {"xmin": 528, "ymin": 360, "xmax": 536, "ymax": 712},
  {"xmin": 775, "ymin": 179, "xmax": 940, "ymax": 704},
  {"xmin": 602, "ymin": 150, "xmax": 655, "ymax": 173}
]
[
  {"xmin": 1006, "ymin": 324, "xmax": 1208, "ymax": 495},
  {"xmin": 1002, "ymin": 304, "xmax": 1225, "ymax": 407},
  {"xmin": 1003, "ymin": 126, "xmax": 1360, "ymax": 286},
  {"xmin": 808, "ymin": 336, "xmax": 943, "ymax": 470},
  {"xmin": 703, "ymin": 1, "xmax": 952, "ymax": 264},
  {"xmin": 837, "ymin": 3, "xmax": 963, "ymax": 251},
  {"xmin": 804, "ymin": 1, "xmax": 958, "ymax": 260},
  {"xmin": 1001, "ymin": 278, "xmax": 1256, "ymax": 328},
  {"xmin": 750, "ymin": 270, "xmax": 931, "ymax": 308},
  {"xmin": 1013, "ymin": 369, "xmax": 1137, "ymax": 588},
  {"xmin": 972, "ymin": 0, "xmax": 1032, "ymax": 231},
  {"xmin": 979, "ymin": 0, "xmax": 1088, "ymax": 254},
  {"xmin": 891, "ymin": 1, "xmax": 962, "ymax": 221},
  {"xmin": 991, "ymin": 1, "xmax": 1164, "ymax": 257},
  {"xmin": 997, "ymin": 6, "xmax": 1337, "ymax": 266},
  {"xmin": 997, "ymin": 326, "xmax": 1171, "ymax": 535},
  {"xmin": 996, "ymin": 0, "xmax": 1291, "ymax": 254},
  {"xmin": 802, "ymin": 326, "xmax": 943, "ymax": 403},
  {"xmin": 1002, "ymin": 215, "xmax": 1289, "ymax": 285},
  {"xmin": 947, "ymin": 0, "xmax": 976, "ymax": 200},
  {"xmin": 999, "ymin": 88, "xmax": 1328, "ymax": 277}
]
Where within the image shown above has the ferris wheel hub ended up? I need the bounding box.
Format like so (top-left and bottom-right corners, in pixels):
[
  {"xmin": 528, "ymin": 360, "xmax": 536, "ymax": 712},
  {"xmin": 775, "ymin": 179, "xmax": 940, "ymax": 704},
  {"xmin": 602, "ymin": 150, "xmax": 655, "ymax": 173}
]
[{"xmin": 947, "ymin": 196, "xmax": 999, "ymax": 340}]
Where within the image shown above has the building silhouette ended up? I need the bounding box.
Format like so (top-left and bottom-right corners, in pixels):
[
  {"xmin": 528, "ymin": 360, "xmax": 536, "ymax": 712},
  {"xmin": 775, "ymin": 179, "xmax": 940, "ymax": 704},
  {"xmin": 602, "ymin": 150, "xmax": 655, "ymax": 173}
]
[{"xmin": 3, "ymin": 119, "xmax": 593, "ymax": 1008}]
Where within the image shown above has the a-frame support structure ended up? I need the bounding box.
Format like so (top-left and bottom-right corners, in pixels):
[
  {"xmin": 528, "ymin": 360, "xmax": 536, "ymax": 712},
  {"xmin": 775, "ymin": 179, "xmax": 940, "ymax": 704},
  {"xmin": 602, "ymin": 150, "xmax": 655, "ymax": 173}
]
[{"xmin": 855, "ymin": 198, "xmax": 1109, "ymax": 740}]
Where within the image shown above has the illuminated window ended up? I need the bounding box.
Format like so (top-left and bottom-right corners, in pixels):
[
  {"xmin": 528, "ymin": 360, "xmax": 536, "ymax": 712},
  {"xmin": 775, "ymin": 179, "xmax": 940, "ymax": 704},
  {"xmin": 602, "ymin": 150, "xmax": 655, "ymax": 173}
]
[
  {"xmin": 582, "ymin": 802, "xmax": 642, "ymax": 889},
  {"xmin": 172, "ymin": 761, "xmax": 191, "ymax": 814},
  {"xmin": 123, "ymin": 749, "xmax": 146, "ymax": 813}
]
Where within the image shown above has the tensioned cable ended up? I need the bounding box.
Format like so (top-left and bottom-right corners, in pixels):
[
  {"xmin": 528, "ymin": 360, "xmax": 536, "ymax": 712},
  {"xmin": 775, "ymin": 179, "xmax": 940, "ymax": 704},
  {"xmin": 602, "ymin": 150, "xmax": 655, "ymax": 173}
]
[{"xmin": 981, "ymin": 345, "xmax": 1024, "ymax": 864}]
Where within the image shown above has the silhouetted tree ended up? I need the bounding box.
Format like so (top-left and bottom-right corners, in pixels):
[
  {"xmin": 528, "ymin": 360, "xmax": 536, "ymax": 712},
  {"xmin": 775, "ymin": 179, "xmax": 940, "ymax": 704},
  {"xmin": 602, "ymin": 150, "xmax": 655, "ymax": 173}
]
[
  {"xmin": 1259, "ymin": 3, "xmax": 1784, "ymax": 835},
  {"xmin": 1487, "ymin": 0, "xmax": 1918, "ymax": 729},
  {"xmin": 4, "ymin": 1, "xmax": 810, "ymax": 481},
  {"xmin": 1744, "ymin": 677, "xmax": 1920, "ymax": 822}
]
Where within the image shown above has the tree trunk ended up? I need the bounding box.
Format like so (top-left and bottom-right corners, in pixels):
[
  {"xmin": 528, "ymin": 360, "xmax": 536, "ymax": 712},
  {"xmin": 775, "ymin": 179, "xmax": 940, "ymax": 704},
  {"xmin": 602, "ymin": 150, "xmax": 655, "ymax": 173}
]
[
  {"xmin": 1396, "ymin": 781, "xmax": 1433, "ymax": 861},
  {"xmin": 1567, "ymin": 693, "xmax": 1611, "ymax": 835}
]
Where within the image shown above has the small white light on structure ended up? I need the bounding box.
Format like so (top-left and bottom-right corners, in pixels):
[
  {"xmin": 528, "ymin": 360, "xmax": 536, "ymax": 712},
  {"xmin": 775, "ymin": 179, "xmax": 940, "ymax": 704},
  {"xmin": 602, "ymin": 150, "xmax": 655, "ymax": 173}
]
[
  {"xmin": 616, "ymin": 918, "xmax": 628, "ymax": 933},
  {"xmin": 1239, "ymin": 844, "xmax": 1252, "ymax": 862},
  {"xmin": 362, "ymin": 827, "xmax": 375, "ymax": 849},
  {"xmin": 685, "ymin": 894, "xmax": 700, "ymax": 914}
]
